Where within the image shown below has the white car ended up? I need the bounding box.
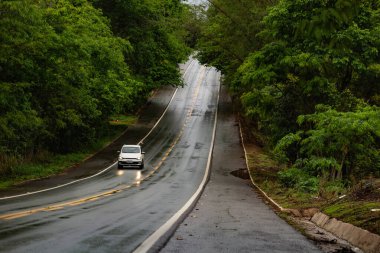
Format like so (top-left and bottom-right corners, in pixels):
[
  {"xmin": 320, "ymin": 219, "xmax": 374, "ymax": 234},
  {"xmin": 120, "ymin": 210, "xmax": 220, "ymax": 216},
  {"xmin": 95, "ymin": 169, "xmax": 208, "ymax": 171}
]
[{"xmin": 118, "ymin": 145, "xmax": 145, "ymax": 169}]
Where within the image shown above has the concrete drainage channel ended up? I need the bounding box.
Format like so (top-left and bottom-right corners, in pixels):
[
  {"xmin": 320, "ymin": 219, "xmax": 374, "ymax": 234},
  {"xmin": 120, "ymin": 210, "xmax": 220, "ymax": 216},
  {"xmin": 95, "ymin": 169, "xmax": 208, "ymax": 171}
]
[
  {"xmin": 310, "ymin": 212, "xmax": 380, "ymax": 253},
  {"xmin": 230, "ymin": 169, "xmax": 375, "ymax": 253}
]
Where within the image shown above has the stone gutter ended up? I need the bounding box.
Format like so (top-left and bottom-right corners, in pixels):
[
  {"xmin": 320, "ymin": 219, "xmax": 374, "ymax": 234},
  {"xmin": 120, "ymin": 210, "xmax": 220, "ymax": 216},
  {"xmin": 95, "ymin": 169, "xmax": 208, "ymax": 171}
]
[{"xmin": 238, "ymin": 120, "xmax": 380, "ymax": 253}]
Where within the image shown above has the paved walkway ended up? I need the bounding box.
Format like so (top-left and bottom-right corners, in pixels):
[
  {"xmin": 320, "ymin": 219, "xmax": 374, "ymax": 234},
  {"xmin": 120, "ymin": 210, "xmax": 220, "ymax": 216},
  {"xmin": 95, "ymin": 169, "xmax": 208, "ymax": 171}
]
[{"xmin": 160, "ymin": 85, "xmax": 321, "ymax": 253}]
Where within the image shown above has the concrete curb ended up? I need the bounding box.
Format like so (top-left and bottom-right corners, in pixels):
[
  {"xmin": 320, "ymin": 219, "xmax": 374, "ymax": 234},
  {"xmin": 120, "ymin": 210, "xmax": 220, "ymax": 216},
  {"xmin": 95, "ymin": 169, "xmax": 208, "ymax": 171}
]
[
  {"xmin": 237, "ymin": 120, "xmax": 287, "ymax": 212},
  {"xmin": 237, "ymin": 119, "xmax": 380, "ymax": 253},
  {"xmin": 311, "ymin": 212, "xmax": 380, "ymax": 253}
]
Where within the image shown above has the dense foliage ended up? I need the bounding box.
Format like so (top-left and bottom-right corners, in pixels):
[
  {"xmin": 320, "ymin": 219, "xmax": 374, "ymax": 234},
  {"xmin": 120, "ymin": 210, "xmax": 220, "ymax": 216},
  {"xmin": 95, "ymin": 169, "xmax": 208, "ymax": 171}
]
[
  {"xmin": 275, "ymin": 106, "xmax": 380, "ymax": 181},
  {"xmin": 1, "ymin": 0, "xmax": 138, "ymax": 154},
  {"xmin": 197, "ymin": 0, "xmax": 380, "ymax": 184},
  {"xmin": 92, "ymin": 0, "xmax": 191, "ymax": 87},
  {"xmin": 0, "ymin": 0, "xmax": 190, "ymax": 163}
]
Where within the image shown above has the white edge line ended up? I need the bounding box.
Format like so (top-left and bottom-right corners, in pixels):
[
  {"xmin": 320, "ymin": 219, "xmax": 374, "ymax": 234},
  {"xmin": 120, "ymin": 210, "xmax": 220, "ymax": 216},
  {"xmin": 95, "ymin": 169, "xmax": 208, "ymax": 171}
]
[
  {"xmin": 139, "ymin": 58, "xmax": 195, "ymax": 145},
  {"xmin": 138, "ymin": 89, "xmax": 178, "ymax": 146},
  {"xmin": 237, "ymin": 119, "xmax": 285, "ymax": 212},
  {"xmin": 0, "ymin": 92, "xmax": 178, "ymax": 200},
  {"xmin": 132, "ymin": 70, "xmax": 221, "ymax": 253},
  {"xmin": 0, "ymin": 163, "xmax": 119, "ymax": 201},
  {"xmin": 0, "ymin": 60, "xmax": 197, "ymax": 201}
]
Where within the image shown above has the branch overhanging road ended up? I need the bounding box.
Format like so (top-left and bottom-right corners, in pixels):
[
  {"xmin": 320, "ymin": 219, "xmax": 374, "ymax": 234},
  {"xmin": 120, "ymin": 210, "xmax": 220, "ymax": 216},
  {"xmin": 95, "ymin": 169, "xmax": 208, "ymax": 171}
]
[{"xmin": 0, "ymin": 58, "xmax": 221, "ymax": 253}]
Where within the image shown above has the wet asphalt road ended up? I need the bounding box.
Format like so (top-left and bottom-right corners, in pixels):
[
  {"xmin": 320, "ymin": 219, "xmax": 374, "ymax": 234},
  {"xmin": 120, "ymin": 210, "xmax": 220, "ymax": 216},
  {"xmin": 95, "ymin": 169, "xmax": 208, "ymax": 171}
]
[
  {"xmin": 0, "ymin": 58, "xmax": 321, "ymax": 253},
  {"xmin": 161, "ymin": 85, "xmax": 321, "ymax": 253},
  {"xmin": 0, "ymin": 58, "xmax": 220, "ymax": 252}
]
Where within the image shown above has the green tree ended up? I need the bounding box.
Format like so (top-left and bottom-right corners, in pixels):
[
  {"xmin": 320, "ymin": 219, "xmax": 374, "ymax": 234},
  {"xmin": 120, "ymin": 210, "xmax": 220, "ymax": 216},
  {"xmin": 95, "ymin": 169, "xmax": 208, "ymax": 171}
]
[
  {"xmin": 197, "ymin": 0, "xmax": 380, "ymax": 182},
  {"xmin": 181, "ymin": 3, "xmax": 206, "ymax": 49},
  {"xmin": 0, "ymin": 0, "xmax": 142, "ymax": 153},
  {"xmin": 1, "ymin": 1, "xmax": 52, "ymax": 154},
  {"xmin": 275, "ymin": 105, "xmax": 380, "ymax": 181},
  {"xmin": 236, "ymin": 0, "xmax": 380, "ymax": 142},
  {"xmin": 196, "ymin": 0, "xmax": 274, "ymax": 81},
  {"xmin": 92, "ymin": 0, "xmax": 190, "ymax": 88}
]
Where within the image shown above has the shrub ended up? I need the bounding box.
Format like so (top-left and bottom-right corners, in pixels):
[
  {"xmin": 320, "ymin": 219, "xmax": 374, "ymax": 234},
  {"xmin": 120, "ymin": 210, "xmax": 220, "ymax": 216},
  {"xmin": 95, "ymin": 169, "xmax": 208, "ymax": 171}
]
[
  {"xmin": 278, "ymin": 167, "xmax": 319, "ymax": 193},
  {"xmin": 276, "ymin": 105, "xmax": 380, "ymax": 182}
]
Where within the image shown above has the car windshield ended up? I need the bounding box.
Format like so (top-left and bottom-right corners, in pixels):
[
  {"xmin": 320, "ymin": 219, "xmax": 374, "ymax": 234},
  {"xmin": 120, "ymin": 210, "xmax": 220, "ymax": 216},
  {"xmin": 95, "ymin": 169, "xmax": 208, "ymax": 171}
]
[{"xmin": 122, "ymin": 146, "xmax": 140, "ymax": 153}]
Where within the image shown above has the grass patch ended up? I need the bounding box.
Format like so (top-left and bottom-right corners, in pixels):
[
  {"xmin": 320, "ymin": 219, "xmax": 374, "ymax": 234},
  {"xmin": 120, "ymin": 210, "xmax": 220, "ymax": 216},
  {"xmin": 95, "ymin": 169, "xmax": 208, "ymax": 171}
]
[
  {"xmin": 0, "ymin": 153, "xmax": 91, "ymax": 190},
  {"xmin": 246, "ymin": 146, "xmax": 323, "ymax": 209},
  {"xmin": 18, "ymin": 153, "xmax": 89, "ymax": 178},
  {"xmin": 0, "ymin": 181, "xmax": 14, "ymax": 190},
  {"xmin": 245, "ymin": 143, "xmax": 380, "ymax": 235},
  {"xmin": 323, "ymin": 201, "xmax": 380, "ymax": 234},
  {"xmin": 109, "ymin": 114, "xmax": 137, "ymax": 126},
  {"xmin": 0, "ymin": 124, "xmax": 128, "ymax": 190}
]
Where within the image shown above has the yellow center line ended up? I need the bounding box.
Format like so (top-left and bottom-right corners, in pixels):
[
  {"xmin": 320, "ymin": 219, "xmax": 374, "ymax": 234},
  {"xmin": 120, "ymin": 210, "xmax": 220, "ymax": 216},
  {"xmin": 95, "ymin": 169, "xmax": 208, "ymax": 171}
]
[
  {"xmin": 144, "ymin": 66, "xmax": 206, "ymax": 178},
  {"xmin": 0, "ymin": 66, "xmax": 207, "ymax": 221}
]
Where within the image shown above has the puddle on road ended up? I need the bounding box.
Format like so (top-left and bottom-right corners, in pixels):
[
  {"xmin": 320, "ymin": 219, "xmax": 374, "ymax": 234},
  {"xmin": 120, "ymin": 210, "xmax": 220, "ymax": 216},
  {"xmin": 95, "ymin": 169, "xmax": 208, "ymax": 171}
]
[
  {"xmin": 191, "ymin": 109, "xmax": 202, "ymax": 116},
  {"xmin": 230, "ymin": 168, "xmax": 250, "ymax": 180}
]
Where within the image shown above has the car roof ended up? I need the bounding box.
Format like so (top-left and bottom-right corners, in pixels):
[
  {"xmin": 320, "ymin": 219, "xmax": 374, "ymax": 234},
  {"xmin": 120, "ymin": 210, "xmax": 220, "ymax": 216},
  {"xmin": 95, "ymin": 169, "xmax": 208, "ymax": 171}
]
[{"xmin": 122, "ymin": 145, "xmax": 141, "ymax": 148}]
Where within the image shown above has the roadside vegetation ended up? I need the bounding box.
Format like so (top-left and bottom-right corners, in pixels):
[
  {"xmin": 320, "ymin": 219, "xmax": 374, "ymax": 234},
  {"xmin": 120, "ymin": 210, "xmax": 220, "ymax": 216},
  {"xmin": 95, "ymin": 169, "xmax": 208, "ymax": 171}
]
[
  {"xmin": 0, "ymin": 124, "xmax": 126, "ymax": 189},
  {"xmin": 194, "ymin": 0, "xmax": 380, "ymax": 234},
  {"xmin": 0, "ymin": 0, "xmax": 196, "ymax": 187},
  {"xmin": 1, "ymin": 0, "xmax": 379, "ymax": 233},
  {"xmin": 245, "ymin": 142, "xmax": 380, "ymax": 234}
]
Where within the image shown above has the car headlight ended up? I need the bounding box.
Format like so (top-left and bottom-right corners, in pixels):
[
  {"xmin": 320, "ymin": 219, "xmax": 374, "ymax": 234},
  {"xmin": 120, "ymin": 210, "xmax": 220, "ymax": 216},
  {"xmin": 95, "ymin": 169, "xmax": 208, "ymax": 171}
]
[{"xmin": 118, "ymin": 156, "xmax": 122, "ymax": 160}]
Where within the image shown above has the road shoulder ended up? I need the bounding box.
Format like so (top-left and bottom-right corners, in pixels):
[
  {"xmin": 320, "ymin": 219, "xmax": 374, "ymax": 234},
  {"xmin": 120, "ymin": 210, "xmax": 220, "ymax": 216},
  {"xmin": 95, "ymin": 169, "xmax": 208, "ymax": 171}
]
[{"xmin": 160, "ymin": 85, "xmax": 321, "ymax": 253}]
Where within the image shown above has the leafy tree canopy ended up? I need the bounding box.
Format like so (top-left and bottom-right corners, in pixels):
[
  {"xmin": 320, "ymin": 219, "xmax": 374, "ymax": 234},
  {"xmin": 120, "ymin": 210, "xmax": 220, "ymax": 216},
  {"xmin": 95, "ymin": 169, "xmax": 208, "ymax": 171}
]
[
  {"xmin": 197, "ymin": 0, "xmax": 380, "ymax": 181},
  {"xmin": 1, "ymin": 0, "xmax": 141, "ymax": 153},
  {"xmin": 92, "ymin": 0, "xmax": 191, "ymax": 87}
]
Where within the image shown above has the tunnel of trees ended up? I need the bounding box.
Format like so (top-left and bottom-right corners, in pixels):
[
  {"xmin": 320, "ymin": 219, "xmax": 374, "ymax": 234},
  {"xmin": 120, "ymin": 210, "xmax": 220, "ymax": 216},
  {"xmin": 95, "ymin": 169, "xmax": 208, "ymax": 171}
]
[{"xmin": 1, "ymin": 0, "xmax": 379, "ymax": 188}]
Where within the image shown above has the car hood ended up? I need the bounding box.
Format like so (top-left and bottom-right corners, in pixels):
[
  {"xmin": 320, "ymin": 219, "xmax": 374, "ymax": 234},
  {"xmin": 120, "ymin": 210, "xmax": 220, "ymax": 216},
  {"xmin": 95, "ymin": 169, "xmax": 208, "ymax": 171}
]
[{"xmin": 119, "ymin": 153, "xmax": 142, "ymax": 159}]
